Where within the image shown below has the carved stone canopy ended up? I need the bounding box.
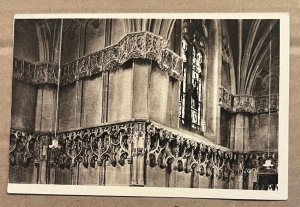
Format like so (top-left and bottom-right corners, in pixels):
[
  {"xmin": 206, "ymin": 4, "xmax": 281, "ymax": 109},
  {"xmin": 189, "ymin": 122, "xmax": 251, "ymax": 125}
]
[{"xmin": 13, "ymin": 32, "xmax": 182, "ymax": 86}]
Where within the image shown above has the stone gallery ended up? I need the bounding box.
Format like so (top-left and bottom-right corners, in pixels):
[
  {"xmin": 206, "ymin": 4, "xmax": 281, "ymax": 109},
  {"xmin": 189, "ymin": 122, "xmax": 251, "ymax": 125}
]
[{"xmin": 9, "ymin": 18, "xmax": 279, "ymax": 190}]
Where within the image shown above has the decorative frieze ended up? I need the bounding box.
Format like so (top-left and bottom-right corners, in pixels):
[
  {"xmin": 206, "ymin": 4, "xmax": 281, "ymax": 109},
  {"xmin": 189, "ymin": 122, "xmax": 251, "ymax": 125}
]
[
  {"xmin": 218, "ymin": 87, "xmax": 279, "ymax": 114},
  {"xmin": 61, "ymin": 32, "xmax": 181, "ymax": 85},
  {"xmin": 256, "ymin": 94, "xmax": 279, "ymax": 113},
  {"xmin": 244, "ymin": 151, "xmax": 278, "ymax": 174},
  {"xmin": 146, "ymin": 123, "xmax": 242, "ymax": 179},
  {"xmin": 13, "ymin": 58, "xmax": 59, "ymax": 85},
  {"xmin": 9, "ymin": 129, "xmax": 49, "ymax": 167},
  {"xmin": 9, "ymin": 121, "xmax": 278, "ymax": 181},
  {"xmin": 232, "ymin": 95, "xmax": 256, "ymax": 113},
  {"xmin": 13, "ymin": 32, "xmax": 182, "ymax": 85},
  {"xmin": 218, "ymin": 87, "xmax": 233, "ymax": 111},
  {"xmin": 49, "ymin": 122, "xmax": 145, "ymax": 169}
]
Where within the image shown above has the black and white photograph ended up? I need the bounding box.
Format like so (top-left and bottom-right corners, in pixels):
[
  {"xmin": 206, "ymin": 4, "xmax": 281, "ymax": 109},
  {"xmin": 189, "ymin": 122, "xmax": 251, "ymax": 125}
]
[{"xmin": 7, "ymin": 13, "xmax": 289, "ymax": 200}]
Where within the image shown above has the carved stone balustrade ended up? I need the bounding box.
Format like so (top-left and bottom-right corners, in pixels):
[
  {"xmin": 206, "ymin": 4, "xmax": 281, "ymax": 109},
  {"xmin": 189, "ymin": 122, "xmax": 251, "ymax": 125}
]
[
  {"xmin": 13, "ymin": 32, "xmax": 182, "ymax": 86},
  {"xmin": 13, "ymin": 58, "xmax": 59, "ymax": 85},
  {"xmin": 232, "ymin": 95, "xmax": 256, "ymax": 113},
  {"xmin": 244, "ymin": 151, "xmax": 278, "ymax": 175},
  {"xmin": 256, "ymin": 94, "xmax": 279, "ymax": 113},
  {"xmin": 218, "ymin": 87, "xmax": 233, "ymax": 111},
  {"xmin": 9, "ymin": 121, "xmax": 278, "ymax": 187},
  {"xmin": 9, "ymin": 129, "xmax": 50, "ymax": 168},
  {"xmin": 218, "ymin": 87, "xmax": 279, "ymax": 114}
]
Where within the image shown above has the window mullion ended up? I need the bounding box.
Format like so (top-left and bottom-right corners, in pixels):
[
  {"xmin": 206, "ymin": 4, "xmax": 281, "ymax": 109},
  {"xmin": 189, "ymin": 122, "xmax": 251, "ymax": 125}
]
[{"xmin": 184, "ymin": 42, "xmax": 194, "ymax": 129}]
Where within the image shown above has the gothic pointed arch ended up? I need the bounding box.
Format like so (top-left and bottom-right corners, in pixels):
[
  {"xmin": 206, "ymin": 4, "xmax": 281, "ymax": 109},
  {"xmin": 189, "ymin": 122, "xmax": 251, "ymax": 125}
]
[
  {"xmin": 124, "ymin": 19, "xmax": 176, "ymax": 40},
  {"xmin": 34, "ymin": 19, "xmax": 62, "ymax": 63}
]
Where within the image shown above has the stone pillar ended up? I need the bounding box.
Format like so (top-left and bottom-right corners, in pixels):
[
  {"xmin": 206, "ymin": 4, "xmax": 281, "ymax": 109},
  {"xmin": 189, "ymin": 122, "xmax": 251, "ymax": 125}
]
[
  {"xmin": 211, "ymin": 168, "xmax": 218, "ymax": 189},
  {"xmin": 205, "ymin": 20, "xmax": 222, "ymax": 142},
  {"xmin": 167, "ymin": 78, "xmax": 180, "ymax": 129},
  {"xmin": 97, "ymin": 161, "xmax": 106, "ymax": 186},
  {"xmin": 35, "ymin": 85, "xmax": 57, "ymax": 132},
  {"xmin": 75, "ymin": 80, "xmax": 83, "ymax": 127},
  {"xmin": 246, "ymin": 168, "xmax": 258, "ymax": 190},
  {"xmin": 148, "ymin": 63, "xmax": 169, "ymax": 126},
  {"xmin": 229, "ymin": 115, "xmax": 236, "ymax": 150},
  {"xmin": 232, "ymin": 113, "xmax": 250, "ymax": 152},
  {"xmin": 132, "ymin": 59, "xmax": 151, "ymax": 120},
  {"xmin": 35, "ymin": 85, "xmax": 57, "ymax": 184},
  {"xmin": 130, "ymin": 123, "xmax": 146, "ymax": 186},
  {"xmin": 101, "ymin": 72, "xmax": 109, "ymax": 123}
]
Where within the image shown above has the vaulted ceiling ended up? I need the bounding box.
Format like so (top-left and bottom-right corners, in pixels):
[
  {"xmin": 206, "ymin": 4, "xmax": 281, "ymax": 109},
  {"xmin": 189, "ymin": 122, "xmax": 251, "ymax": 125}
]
[
  {"xmin": 225, "ymin": 19, "xmax": 280, "ymax": 95},
  {"xmin": 14, "ymin": 18, "xmax": 280, "ymax": 97}
]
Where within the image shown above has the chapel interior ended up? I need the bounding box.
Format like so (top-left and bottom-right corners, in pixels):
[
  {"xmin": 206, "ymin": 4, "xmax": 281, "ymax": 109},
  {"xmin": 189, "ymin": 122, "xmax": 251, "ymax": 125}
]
[{"xmin": 9, "ymin": 18, "xmax": 279, "ymax": 190}]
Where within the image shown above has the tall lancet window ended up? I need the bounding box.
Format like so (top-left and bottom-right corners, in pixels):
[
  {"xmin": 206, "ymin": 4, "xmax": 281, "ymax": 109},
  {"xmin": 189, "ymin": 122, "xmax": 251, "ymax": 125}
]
[
  {"xmin": 180, "ymin": 38, "xmax": 187, "ymax": 126},
  {"xmin": 191, "ymin": 47, "xmax": 203, "ymax": 130},
  {"xmin": 179, "ymin": 20, "xmax": 206, "ymax": 132}
]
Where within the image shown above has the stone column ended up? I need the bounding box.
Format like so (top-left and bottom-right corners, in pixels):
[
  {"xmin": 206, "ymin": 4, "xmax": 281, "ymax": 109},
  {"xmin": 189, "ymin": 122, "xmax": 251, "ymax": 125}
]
[
  {"xmin": 132, "ymin": 59, "xmax": 151, "ymax": 120},
  {"xmin": 232, "ymin": 113, "xmax": 250, "ymax": 152},
  {"xmin": 35, "ymin": 85, "xmax": 57, "ymax": 132},
  {"xmin": 75, "ymin": 80, "xmax": 83, "ymax": 127},
  {"xmin": 130, "ymin": 123, "xmax": 146, "ymax": 186},
  {"xmin": 205, "ymin": 20, "xmax": 222, "ymax": 142},
  {"xmin": 35, "ymin": 85, "xmax": 57, "ymax": 184}
]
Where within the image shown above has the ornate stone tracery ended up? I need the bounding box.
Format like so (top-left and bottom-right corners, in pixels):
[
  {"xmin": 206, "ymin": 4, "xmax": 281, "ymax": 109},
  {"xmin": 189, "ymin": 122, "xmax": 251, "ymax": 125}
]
[
  {"xmin": 13, "ymin": 58, "xmax": 59, "ymax": 85},
  {"xmin": 218, "ymin": 87, "xmax": 279, "ymax": 114},
  {"xmin": 9, "ymin": 121, "xmax": 278, "ymax": 183},
  {"xmin": 13, "ymin": 32, "xmax": 182, "ymax": 85},
  {"xmin": 218, "ymin": 87, "xmax": 233, "ymax": 111},
  {"xmin": 9, "ymin": 129, "xmax": 48, "ymax": 167},
  {"xmin": 256, "ymin": 94, "xmax": 279, "ymax": 113}
]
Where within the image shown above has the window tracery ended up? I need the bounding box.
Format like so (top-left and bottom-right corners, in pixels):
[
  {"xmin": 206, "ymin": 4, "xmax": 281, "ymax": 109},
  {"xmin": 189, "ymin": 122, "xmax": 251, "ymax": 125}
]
[{"xmin": 179, "ymin": 20, "xmax": 206, "ymax": 131}]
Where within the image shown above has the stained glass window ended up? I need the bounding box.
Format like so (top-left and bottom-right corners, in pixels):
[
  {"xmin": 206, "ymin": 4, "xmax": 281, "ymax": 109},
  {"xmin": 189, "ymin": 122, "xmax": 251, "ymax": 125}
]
[
  {"xmin": 180, "ymin": 36, "xmax": 204, "ymax": 131},
  {"xmin": 191, "ymin": 47, "xmax": 203, "ymax": 130}
]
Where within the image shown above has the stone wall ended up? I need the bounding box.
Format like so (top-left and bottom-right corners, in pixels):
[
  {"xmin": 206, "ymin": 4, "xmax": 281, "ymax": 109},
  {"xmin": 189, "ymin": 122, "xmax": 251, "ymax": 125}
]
[
  {"xmin": 13, "ymin": 20, "xmax": 39, "ymax": 62},
  {"xmin": 108, "ymin": 66, "xmax": 134, "ymax": 123},
  {"xmin": 58, "ymin": 83, "xmax": 77, "ymax": 131},
  {"xmin": 11, "ymin": 80, "xmax": 37, "ymax": 131},
  {"xmin": 81, "ymin": 77, "xmax": 103, "ymax": 127},
  {"xmin": 35, "ymin": 84, "xmax": 57, "ymax": 132},
  {"xmin": 249, "ymin": 112, "xmax": 278, "ymax": 152},
  {"xmin": 11, "ymin": 20, "xmax": 40, "ymax": 131},
  {"xmin": 219, "ymin": 109, "xmax": 231, "ymax": 148}
]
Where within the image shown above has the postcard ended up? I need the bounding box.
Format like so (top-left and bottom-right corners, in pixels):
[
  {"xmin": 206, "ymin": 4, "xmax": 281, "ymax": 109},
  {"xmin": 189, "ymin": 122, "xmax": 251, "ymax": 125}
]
[{"xmin": 7, "ymin": 13, "xmax": 289, "ymax": 200}]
